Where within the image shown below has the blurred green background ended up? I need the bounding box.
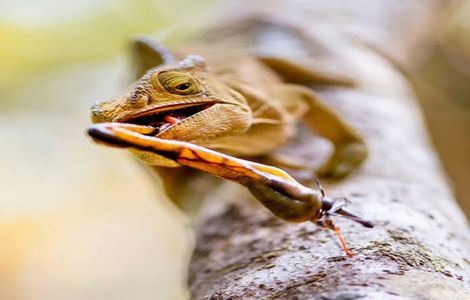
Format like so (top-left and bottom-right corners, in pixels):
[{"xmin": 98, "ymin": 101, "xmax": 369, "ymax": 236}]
[
  {"xmin": 0, "ymin": 0, "xmax": 469, "ymax": 299},
  {"xmin": 0, "ymin": 0, "xmax": 214, "ymax": 299}
]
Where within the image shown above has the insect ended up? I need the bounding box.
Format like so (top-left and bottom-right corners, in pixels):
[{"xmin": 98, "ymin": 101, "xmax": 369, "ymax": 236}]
[
  {"xmin": 88, "ymin": 36, "xmax": 373, "ymax": 256},
  {"xmin": 88, "ymin": 121, "xmax": 372, "ymax": 256}
]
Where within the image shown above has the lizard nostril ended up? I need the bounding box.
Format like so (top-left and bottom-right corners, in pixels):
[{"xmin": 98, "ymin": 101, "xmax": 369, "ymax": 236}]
[
  {"xmin": 137, "ymin": 94, "xmax": 150, "ymax": 106},
  {"xmin": 130, "ymin": 93, "xmax": 149, "ymax": 107}
]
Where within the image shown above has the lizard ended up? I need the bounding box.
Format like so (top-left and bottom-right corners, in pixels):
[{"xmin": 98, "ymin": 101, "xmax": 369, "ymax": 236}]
[{"xmin": 87, "ymin": 18, "xmax": 372, "ymax": 255}]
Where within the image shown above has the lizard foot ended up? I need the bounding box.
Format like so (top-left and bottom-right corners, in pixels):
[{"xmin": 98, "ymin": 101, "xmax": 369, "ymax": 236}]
[{"xmin": 316, "ymin": 142, "xmax": 367, "ymax": 179}]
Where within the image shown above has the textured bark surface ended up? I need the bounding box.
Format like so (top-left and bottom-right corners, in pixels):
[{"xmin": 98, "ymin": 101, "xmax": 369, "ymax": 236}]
[{"xmin": 188, "ymin": 1, "xmax": 470, "ymax": 299}]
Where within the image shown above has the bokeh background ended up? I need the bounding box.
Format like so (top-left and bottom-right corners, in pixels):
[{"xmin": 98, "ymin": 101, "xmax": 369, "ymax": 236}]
[{"xmin": 0, "ymin": 0, "xmax": 469, "ymax": 299}]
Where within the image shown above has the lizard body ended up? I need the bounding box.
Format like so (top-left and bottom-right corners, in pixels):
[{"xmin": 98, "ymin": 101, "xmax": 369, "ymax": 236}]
[{"xmin": 88, "ymin": 18, "xmax": 372, "ymax": 255}]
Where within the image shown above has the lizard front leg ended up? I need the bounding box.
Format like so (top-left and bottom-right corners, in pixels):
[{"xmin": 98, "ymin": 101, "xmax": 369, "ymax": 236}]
[{"xmin": 274, "ymin": 84, "xmax": 367, "ymax": 178}]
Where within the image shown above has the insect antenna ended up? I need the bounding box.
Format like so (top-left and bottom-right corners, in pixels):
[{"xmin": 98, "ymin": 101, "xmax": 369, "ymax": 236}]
[{"xmin": 315, "ymin": 178, "xmax": 325, "ymax": 198}]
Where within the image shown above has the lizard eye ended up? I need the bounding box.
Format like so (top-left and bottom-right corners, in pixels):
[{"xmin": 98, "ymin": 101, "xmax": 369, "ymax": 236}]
[
  {"xmin": 157, "ymin": 71, "xmax": 200, "ymax": 95},
  {"xmin": 175, "ymin": 82, "xmax": 191, "ymax": 91}
]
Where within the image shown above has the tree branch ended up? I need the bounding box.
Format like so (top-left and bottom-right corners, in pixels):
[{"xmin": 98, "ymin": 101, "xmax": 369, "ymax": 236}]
[{"xmin": 187, "ymin": 1, "xmax": 470, "ymax": 298}]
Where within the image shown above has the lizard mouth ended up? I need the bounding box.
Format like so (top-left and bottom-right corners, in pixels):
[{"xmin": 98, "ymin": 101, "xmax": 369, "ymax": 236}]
[{"xmin": 118, "ymin": 101, "xmax": 217, "ymax": 135}]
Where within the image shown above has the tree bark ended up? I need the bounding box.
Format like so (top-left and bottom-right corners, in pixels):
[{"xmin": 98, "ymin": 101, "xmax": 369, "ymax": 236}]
[{"xmin": 187, "ymin": 1, "xmax": 470, "ymax": 299}]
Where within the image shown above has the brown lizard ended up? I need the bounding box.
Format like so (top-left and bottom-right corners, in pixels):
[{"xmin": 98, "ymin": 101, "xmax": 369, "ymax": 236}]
[{"xmin": 87, "ymin": 20, "xmax": 372, "ymax": 255}]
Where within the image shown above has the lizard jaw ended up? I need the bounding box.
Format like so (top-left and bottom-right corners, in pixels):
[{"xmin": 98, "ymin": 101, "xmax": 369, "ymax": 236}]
[{"xmin": 118, "ymin": 101, "xmax": 217, "ymax": 135}]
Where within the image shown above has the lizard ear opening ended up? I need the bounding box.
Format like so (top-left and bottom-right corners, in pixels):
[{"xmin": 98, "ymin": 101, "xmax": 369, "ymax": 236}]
[
  {"xmin": 178, "ymin": 55, "xmax": 208, "ymax": 73},
  {"xmin": 132, "ymin": 37, "xmax": 175, "ymax": 79}
]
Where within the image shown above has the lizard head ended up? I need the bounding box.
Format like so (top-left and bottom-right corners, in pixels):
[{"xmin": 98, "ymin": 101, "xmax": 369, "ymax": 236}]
[{"xmin": 91, "ymin": 54, "xmax": 252, "ymax": 166}]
